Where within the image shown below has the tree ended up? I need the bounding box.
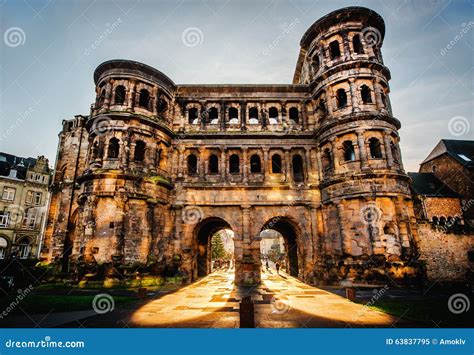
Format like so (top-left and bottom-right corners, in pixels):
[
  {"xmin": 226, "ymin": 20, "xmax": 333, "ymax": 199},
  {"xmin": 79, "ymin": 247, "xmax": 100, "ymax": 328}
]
[{"xmin": 211, "ymin": 233, "xmax": 226, "ymax": 260}]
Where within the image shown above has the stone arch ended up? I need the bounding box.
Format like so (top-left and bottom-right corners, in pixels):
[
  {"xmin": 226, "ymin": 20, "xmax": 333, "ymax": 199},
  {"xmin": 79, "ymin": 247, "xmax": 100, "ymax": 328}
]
[
  {"xmin": 193, "ymin": 217, "xmax": 234, "ymax": 277},
  {"xmin": 260, "ymin": 216, "xmax": 302, "ymax": 277}
]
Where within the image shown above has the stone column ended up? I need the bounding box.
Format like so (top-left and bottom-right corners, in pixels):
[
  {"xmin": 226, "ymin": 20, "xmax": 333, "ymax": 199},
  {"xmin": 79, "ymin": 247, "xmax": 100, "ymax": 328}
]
[
  {"xmin": 304, "ymin": 147, "xmax": 311, "ymax": 183},
  {"xmin": 349, "ymin": 77, "xmax": 357, "ymax": 112},
  {"xmin": 242, "ymin": 147, "xmax": 248, "ymax": 183},
  {"xmin": 263, "ymin": 148, "xmax": 269, "ymax": 182},
  {"xmin": 199, "ymin": 146, "xmax": 205, "ymax": 180},
  {"xmin": 357, "ymin": 130, "xmax": 367, "ymax": 169},
  {"xmin": 374, "ymin": 82, "xmax": 384, "ymax": 110},
  {"xmin": 281, "ymin": 101, "xmax": 289, "ymax": 126},
  {"xmin": 301, "ymin": 100, "xmax": 308, "ymax": 130},
  {"xmin": 329, "ymin": 137, "xmax": 338, "ymax": 171},
  {"xmin": 151, "ymin": 86, "xmax": 158, "ymax": 115},
  {"xmin": 177, "ymin": 146, "xmax": 185, "ymax": 178},
  {"xmin": 237, "ymin": 204, "xmax": 260, "ymax": 285},
  {"xmin": 342, "ymin": 31, "xmax": 351, "ymax": 60},
  {"xmin": 240, "ymin": 101, "xmax": 246, "ymax": 129},
  {"xmin": 284, "ymin": 149, "xmax": 291, "ymax": 183},
  {"xmin": 220, "ymin": 147, "xmax": 226, "ymax": 181},
  {"xmin": 383, "ymin": 130, "xmax": 394, "ymax": 168},
  {"xmin": 220, "ymin": 101, "xmax": 226, "ymax": 131},
  {"xmin": 200, "ymin": 101, "xmax": 206, "ymax": 130},
  {"xmin": 104, "ymin": 79, "xmax": 113, "ymax": 110},
  {"xmin": 127, "ymin": 80, "xmax": 136, "ymax": 110},
  {"xmin": 335, "ymin": 200, "xmax": 349, "ymax": 255}
]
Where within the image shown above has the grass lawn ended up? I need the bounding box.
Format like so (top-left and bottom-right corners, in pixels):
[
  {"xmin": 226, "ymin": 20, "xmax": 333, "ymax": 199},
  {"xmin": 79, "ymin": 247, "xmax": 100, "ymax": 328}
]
[
  {"xmin": 0, "ymin": 294, "xmax": 137, "ymax": 314},
  {"xmin": 365, "ymin": 299, "xmax": 473, "ymax": 326}
]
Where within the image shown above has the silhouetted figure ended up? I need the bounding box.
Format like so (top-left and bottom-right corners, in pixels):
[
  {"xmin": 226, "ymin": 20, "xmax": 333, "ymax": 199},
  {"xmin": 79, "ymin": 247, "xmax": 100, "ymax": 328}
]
[
  {"xmin": 265, "ymin": 260, "xmax": 269, "ymax": 270},
  {"xmin": 275, "ymin": 262, "xmax": 280, "ymax": 275}
]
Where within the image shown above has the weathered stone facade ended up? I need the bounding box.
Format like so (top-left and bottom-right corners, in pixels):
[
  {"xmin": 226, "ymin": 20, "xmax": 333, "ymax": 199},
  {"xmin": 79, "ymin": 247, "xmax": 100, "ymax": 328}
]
[{"xmin": 42, "ymin": 7, "xmax": 424, "ymax": 285}]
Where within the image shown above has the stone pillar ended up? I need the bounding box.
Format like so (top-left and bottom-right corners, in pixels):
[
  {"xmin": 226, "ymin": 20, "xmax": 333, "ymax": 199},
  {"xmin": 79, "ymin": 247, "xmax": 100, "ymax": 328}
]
[
  {"xmin": 335, "ymin": 200, "xmax": 349, "ymax": 255},
  {"xmin": 301, "ymin": 100, "xmax": 308, "ymax": 130},
  {"xmin": 357, "ymin": 130, "xmax": 367, "ymax": 169},
  {"xmin": 242, "ymin": 147, "xmax": 248, "ymax": 183},
  {"xmin": 383, "ymin": 130, "xmax": 394, "ymax": 168},
  {"xmin": 342, "ymin": 31, "xmax": 351, "ymax": 60},
  {"xmin": 220, "ymin": 147, "xmax": 226, "ymax": 181},
  {"xmin": 284, "ymin": 149, "xmax": 291, "ymax": 183},
  {"xmin": 304, "ymin": 147, "xmax": 311, "ymax": 183},
  {"xmin": 151, "ymin": 86, "xmax": 158, "ymax": 115},
  {"xmin": 177, "ymin": 146, "xmax": 185, "ymax": 178},
  {"xmin": 374, "ymin": 82, "xmax": 384, "ymax": 110},
  {"xmin": 127, "ymin": 80, "xmax": 136, "ymax": 110},
  {"xmin": 104, "ymin": 79, "xmax": 113, "ymax": 110},
  {"xmin": 174, "ymin": 205, "xmax": 183, "ymax": 253},
  {"xmin": 237, "ymin": 204, "xmax": 260, "ymax": 285},
  {"xmin": 263, "ymin": 148, "xmax": 269, "ymax": 182},
  {"xmin": 329, "ymin": 137, "xmax": 338, "ymax": 171},
  {"xmin": 220, "ymin": 101, "xmax": 226, "ymax": 131},
  {"xmin": 199, "ymin": 147, "xmax": 205, "ymax": 180},
  {"xmin": 281, "ymin": 101, "xmax": 289, "ymax": 126},
  {"xmin": 240, "ymin": 101, "xmax": 246, "ymax": 129},
  {"xmin": 200, "ymin": 101, "xmax": 206, "ymax": 130},
  {"xmin": 349, "ymin": 77, "xmax": 356, "ymax": 112}
]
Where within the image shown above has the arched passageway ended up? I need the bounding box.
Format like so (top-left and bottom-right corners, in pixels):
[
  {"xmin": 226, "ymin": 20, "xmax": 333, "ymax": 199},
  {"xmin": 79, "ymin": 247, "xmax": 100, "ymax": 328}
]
[
  {"xmin": 260, "ymin": 217, "xmax": 299, "ymax": 277},
  {"xmin": 195, "ymin": 217, "xmax": 234, "ymax": 277}
]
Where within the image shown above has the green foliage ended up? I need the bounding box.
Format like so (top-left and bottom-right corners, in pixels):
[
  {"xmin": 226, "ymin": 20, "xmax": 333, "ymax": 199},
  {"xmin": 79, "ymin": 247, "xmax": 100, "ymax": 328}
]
[{"xmin": 211, "ymin": 233, "xmax": 226, "ymax": 260}]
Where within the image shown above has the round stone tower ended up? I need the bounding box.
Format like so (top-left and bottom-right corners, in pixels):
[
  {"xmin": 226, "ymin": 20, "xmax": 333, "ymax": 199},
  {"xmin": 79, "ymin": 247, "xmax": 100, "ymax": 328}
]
[
  {"xmin": 295, "ymin": 7, "xmax": 420, "ymax": 284},
  {"xmin": 71, "ymin": 60, "xmax": 176, "ymax": 266}
]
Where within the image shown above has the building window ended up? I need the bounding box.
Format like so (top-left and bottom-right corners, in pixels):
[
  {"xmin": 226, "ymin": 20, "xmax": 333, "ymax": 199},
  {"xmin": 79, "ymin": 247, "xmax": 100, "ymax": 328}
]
[
  {"xmin": 187, "ymin": 154, "xmax": 198, "ymax": 175},
  {"xmin": 209, "ymin": 154, "xmax": 219, "ymax": 174},
  {"xmin": 107, "ymin": 138, "xmax": 120, "ymax": 159},
  {"xmin": 289, "ymin": 107, "xmax": 299, "ymax": 123},
  {"xmin": 343, "ymin": 141, "xmax": 356, "ymax": 161},
  {"xmin": 134, "ymin": 141, "xmax": 146, "ymax": 162},
  {"xmin": 312, "ymin": 54, "xmax": 320, "ymax": 72},
  {"xmin": 292, "ymin": 154, "xmax": 304, "ymax": 183},
  {"xmin": 208, "ymin": 107, "xmax": 219, "ymax": 124},
  {"xmin": 18, "ymin": 239, "xmax": 30, "ymax": 259},
  {"xmin": 114, "ymin": 85, "xmax": 126, "ymax": 105},
  {"xmin": 228, "ymin": 107, "xmax": 238, "ymax": 123},
  {"xmin": 250, "ymin": 154, "xmax": 261, "ymax": 173},
  {"xmin": 248, "ymin": 107, "xmax": 259, "ymax": 124},
  {"xmin": 329, "ymin": 40, "xmax": 341, "ymax": 59},
  {"xmin": 0, "ymin": 237, "xmax": 7, "ymax": 259},
  {"xmin": 138, "ymin": 89, "xmax": 150, "ymax": 109},
  {"xmin": 352, "ymin": 34, "xmax": 364, "ymax": 54},
  {"xmin": 22, "ymin": 209, "xmax": 37, "ymax": 230},
  {"xmin": 336, "ymin": 89, "xmax": 347, "ymax": 108},
  {"xmin": 271, "ymin": 154, "xmax": 282, "ymax": 173},
  {"xmin": 391, "ymin": 142, "xmax": 400, "ymax": 163},
  {"xmin": 0, "ymin": 212, "xmax": 9, "ymax": 227},
  {"xmin": 2, "ymin": 187, "xmax": 15, "ymax": 201},
  {"xmin": 369, "ymin": 138, "xmax": 383, "ymax": 159},
  {"xmin": 34, "ymin": 192, "xmax": 42, "ymax": 205},
  {"xmin": 229, "ymin": 154, "xmax": 240, "ymax": 174},
  {"xmin": 189, "ymin": 108, "xmax": 199, "ymax": 124},
  {"xmin": 322, "ymin": 148, "xmax": 333, "ymax": 171},
  {"xmin": 360, "ymin": 85, "xmax": 372, "ymax": 104}
]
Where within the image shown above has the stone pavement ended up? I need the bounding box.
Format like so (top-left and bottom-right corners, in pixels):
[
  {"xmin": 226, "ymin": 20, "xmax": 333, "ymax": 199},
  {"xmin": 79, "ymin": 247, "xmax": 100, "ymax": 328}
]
[{"xmin": 61, "ymin": 267, "xmax": 413, "ymax": 328}]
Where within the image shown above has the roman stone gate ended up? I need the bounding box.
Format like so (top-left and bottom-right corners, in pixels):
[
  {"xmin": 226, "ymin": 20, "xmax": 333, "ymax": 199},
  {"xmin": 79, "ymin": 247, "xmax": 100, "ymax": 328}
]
[{"xmin": 42, "ymin": 7, "xmax": 422, "ymax": 286}]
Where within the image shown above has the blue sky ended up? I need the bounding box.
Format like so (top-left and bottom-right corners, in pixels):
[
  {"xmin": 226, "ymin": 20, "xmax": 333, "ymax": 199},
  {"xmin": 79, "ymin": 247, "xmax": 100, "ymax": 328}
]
[{"xmin": 0, "ymin": 0, "xmax": 472, "ymax": 171}]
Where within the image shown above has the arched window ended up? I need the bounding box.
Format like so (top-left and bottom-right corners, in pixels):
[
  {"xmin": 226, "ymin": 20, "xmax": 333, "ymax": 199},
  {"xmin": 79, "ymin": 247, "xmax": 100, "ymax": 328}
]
[
  {"xmin": 114, "ymin": 85, "xmax": 126, "ymax": 105},
  {"xmin": 248, "ymin": 107, "xmax": 259, "ymax": 124},
  {"xmin": 208, "ymin": 107, "xmax": 219, "ymax": 124},
  {"xmin": 361, "ymin": 85, "xmax": 372, "ymax": 104},
  {"xmin": 228, "ymin": 107, "xmax": 238, "ymax": 123},
  {"xmin": 343, "ymin": 140, "xmax": 356, "ymax": 161},
  {"xmin": 18, "ymin": 238, "xmax": 30, "ymax": 259},
  {"xmin": 292, "ymin": 154, "xmax": 304, "ymax": 182},
  {"xmin": 322, "ymin": 148, "xmax": 333, "ymax": 171},
  {"xmin": 209, "ymin": 154, "xmax": 219, "ymax": 174},
  {"xmin": 336, "ymin": 89, "xmax": 347, "ymax": 108},
  {"xmin": 250, "ymin": 154, "xmax": 261, "ymax": 173},
  {"xmin": 98, "ymin": 89, "xmax": 106, "ymax": 107},
  {"xmin": 272, "ymin": 154, "xmax": 282, "ymax": 173},
  {"xmin": 107, "ymin": 138, "xmax": 120, "ymax": 159},
  {"xmin": 289, "ymin": 107, "xmax": 299, "ymax": 123},
  {"xmin": 138, "ymin": 89, "xmax": 150, "ymax": 109},
  {"xmin": 134, "ymin": 140, "xmax": 146, "ymax": 162},
  {"xmin": 0, "ymin": 236, "xmax": 7, "ymax": 259},
  {"xmin": 189, "ymin": 108, "xmax": 199, "ymax": 124},
  {"xmin": 187, "ymin": 154, "xmax": 198, "ymax": 175},
  {"xmin": 229, "ymin": 154, "xmax": 240, "ymax": 174},
  {"xmin": 312, "ymin": 54, "xmax": 320, "ymax": 71},
  {"xmin": 269, "ymin": 107, "xmax": 278, "ymax": 119},
  {"xmin": 352, "ymin": 34, "xmax": 364, "ymax": 54},
  {"xmin": 432, "ymin": 216, "xmax": 439, "ymax": 225},
  {"xmin": 329, "ymin": 40, "xmax": 341, "ymax": 59},
  {"xmin": 369, "ymin": 138, "xmax": 383, "ymax": 159},
  {"xmin": 439, "ymin": 217, "xmax": 446, "ymax": 226}
]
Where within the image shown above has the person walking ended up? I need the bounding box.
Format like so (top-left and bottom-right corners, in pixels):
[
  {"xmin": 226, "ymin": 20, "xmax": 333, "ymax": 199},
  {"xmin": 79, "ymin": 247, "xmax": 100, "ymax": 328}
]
[
  {"xmin": 275, "ymin": 261, "xmax": 280, "ymax": 275},
  {"xmin": 265, "ymin": 259, "xmax": 269, "ymax": 270}
]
